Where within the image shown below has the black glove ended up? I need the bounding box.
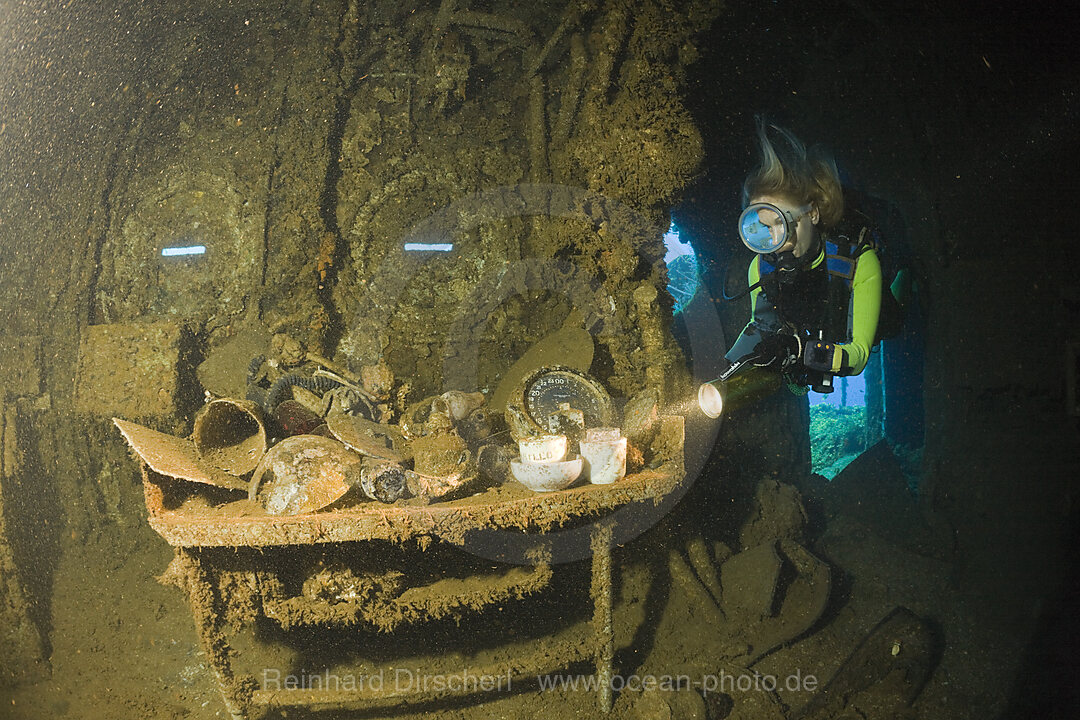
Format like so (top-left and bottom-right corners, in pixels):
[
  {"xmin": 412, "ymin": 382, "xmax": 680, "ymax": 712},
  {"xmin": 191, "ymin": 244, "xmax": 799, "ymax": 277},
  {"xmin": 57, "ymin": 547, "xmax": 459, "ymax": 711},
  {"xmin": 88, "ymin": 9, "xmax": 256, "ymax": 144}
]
[{"xmin": 753, "ymin": 330, "xmax": 800, "ymax": 369}]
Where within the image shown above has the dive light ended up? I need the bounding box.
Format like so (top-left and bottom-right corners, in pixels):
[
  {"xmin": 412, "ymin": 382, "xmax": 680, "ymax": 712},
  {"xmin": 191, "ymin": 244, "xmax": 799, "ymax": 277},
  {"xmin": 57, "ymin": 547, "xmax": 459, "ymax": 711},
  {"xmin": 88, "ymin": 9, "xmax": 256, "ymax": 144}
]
[{"xmin": 697, "ymin": 364, "xmax": 783, "ymax": 419}]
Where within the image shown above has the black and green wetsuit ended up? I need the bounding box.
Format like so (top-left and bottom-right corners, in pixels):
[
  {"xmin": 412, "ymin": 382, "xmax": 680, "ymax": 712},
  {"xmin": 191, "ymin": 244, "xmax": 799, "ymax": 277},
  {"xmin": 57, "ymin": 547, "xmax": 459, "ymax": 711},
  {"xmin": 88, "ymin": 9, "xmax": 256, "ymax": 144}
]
[{"xmin": 725, "ymin": 234, "xmax": 882, "ymax": 376}]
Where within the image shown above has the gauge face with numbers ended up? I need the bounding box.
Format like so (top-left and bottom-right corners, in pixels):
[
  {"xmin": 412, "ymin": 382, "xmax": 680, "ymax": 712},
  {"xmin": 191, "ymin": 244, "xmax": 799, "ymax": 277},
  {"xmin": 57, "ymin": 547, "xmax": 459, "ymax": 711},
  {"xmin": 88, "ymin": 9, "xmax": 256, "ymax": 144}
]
[{"xmin": 521, "ymin": 367, "xmax": 615, "ymax": 430}]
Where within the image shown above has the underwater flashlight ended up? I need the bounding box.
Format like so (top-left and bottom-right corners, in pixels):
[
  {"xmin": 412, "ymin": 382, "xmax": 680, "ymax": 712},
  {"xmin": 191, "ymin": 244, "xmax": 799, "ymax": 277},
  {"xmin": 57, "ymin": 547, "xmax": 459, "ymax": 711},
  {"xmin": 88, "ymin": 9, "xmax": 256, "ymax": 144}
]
[
  {"xmin": 697, "ymin": 365, "xmax": 783, "ymax": 419},
  {"xmin": 697, "ymin": 382, "xmax": 725, "ymax": 419}
]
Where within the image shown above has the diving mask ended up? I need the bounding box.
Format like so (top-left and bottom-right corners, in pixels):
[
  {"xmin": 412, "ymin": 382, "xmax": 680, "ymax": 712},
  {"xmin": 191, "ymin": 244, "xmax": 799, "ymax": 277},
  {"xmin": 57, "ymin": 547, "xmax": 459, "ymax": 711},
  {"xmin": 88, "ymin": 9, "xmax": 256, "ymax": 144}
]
[{"xmin": 738, "ymin": 202, "xmax": 813, "ymax": 254}]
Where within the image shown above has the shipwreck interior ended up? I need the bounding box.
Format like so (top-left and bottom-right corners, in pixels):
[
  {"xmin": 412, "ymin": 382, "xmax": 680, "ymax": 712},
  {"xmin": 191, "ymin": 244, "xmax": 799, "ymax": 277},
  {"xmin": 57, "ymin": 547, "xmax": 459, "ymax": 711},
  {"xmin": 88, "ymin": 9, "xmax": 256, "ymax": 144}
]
[{"xmin": 1, "ymin": 0, "xmax": 1078, "ymax": 719}]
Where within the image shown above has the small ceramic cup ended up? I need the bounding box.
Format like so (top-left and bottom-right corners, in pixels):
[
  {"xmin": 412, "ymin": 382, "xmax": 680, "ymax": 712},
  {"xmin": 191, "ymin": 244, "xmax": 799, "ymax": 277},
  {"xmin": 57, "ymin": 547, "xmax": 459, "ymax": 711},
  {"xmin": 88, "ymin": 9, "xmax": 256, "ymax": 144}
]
[
  {"xmin": 518, "ymin": 434, "xmax": 568, "ymax": 464},
  {"xmin": 585, "ymin": 427, "xmax": 622, "ymax": 443},
  {"xmin": 579, "ymin": 431, "xmax": 627, "ymax": 485}
]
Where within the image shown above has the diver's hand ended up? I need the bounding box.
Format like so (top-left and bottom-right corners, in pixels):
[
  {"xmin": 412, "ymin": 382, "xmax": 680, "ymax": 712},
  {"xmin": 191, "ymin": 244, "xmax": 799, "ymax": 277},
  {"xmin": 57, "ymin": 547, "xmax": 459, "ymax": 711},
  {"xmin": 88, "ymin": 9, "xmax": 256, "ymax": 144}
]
[{"xmin": 753, "ymin": 331, "xmax": 800, "ymax": 369}]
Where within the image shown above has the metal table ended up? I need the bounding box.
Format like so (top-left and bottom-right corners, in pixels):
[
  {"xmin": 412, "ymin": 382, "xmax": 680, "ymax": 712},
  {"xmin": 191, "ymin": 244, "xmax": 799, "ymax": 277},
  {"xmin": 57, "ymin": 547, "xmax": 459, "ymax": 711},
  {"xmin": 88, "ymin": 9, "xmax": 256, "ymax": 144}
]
[{"xmin": 143, "ymin": 445, "xmax": 683, "ymax": 719}]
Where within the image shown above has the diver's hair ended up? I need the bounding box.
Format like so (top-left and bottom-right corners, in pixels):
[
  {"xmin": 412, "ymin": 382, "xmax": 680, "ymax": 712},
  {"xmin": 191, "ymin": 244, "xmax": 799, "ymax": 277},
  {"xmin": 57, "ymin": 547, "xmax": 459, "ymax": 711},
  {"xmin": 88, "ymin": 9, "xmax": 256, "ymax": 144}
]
[{"xmin": 742, "ymin": 119, "xmax": 844, "ymax": 227}]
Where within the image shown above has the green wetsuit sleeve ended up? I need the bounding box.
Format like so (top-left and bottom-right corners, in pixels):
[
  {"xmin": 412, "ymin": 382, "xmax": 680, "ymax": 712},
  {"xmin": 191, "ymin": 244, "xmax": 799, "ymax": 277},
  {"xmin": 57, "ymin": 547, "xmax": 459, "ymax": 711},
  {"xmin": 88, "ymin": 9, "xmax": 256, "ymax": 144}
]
[
  {"xmin": 834, "ymin": 248, "xmax": 882, "ymax": 375},
  {"xmin": 748, "ymin": 256, "xmax": 763, "ymax": 319}
]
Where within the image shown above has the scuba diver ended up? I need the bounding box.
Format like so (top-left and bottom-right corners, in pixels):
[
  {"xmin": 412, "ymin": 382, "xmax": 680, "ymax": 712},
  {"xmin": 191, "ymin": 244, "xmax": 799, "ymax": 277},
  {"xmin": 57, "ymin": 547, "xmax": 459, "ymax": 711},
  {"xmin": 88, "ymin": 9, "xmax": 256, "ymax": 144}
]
[{"xmin": 699, "ymin": 121, "xmax": 907, "ymax": 416}]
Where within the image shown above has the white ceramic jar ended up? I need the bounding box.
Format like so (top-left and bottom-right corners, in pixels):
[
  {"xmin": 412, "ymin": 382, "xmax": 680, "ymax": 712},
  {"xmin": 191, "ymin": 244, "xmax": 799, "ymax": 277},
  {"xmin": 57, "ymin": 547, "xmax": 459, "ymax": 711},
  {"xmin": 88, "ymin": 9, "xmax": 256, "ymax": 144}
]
[{"xmin": 579, "ymin": 428, "xmax": 627, "ymax": 485}]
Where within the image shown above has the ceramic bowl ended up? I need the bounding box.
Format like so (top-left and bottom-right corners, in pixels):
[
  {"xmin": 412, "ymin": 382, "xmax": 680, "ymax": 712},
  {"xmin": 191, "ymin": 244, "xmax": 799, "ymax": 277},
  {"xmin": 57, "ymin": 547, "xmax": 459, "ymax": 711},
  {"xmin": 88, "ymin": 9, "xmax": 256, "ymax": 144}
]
[{"xmin": 510, "ymin": 455, "xmax": 583, "ymax": 492}]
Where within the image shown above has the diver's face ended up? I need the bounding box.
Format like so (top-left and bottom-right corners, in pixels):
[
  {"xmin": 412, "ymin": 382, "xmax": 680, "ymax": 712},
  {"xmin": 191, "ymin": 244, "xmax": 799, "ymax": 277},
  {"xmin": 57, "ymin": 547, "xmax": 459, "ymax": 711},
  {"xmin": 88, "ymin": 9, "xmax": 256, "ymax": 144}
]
[{"xmin": 752, "ymin": 194, "xmax": 819, "ymax": 258}]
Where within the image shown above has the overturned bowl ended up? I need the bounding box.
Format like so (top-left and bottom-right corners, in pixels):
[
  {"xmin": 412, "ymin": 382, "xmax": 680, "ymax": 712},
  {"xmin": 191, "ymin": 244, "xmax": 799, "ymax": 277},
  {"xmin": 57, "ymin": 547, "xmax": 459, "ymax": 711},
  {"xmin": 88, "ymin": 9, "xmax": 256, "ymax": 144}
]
[{"xmin": 510, "ymin": 455, "xmax": 583, "ymax": 492}]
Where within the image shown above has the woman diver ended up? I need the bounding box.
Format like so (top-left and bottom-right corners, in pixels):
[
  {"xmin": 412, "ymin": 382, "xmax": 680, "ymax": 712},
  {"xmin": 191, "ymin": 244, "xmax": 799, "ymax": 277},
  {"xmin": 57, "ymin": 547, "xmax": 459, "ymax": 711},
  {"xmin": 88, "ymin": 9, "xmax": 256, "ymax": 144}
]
[{"xmin": 715, "ymin": 120, "xmax": 903, "ymax": 400}]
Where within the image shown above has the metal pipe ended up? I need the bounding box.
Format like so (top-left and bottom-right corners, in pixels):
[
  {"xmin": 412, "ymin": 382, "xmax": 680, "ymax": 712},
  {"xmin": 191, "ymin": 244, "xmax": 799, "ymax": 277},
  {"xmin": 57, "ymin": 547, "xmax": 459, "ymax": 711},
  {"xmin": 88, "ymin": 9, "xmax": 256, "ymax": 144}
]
[{"xmin": 591, "ymin": 521, "xmax": 614, "ymax": 713}]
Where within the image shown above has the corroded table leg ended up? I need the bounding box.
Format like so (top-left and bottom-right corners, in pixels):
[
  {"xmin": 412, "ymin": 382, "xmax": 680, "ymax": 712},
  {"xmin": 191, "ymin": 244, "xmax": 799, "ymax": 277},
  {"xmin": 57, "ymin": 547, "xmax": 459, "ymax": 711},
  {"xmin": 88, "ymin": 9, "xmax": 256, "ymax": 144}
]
[
  {"xmin": 161, "ymin": 549, "xmax": 250, "ymax": 720},
  {"xmin": 591, "ymin": 521, "xmax": 614, "ymax": 714}
]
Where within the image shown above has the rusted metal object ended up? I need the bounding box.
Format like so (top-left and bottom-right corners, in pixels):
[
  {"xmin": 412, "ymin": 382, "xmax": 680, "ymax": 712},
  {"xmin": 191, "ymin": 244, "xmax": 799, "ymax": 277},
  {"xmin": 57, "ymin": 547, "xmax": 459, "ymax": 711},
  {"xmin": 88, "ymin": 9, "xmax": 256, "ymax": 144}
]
[
  {"xmin": 326, "ymin": 410, "xmax": 410, "ymax": 464},
  {"xmin": 405, "ymin": 467, "xmax": 471, "ymax": 500},
  {"xmin": 399, "ymin": 395, "xmax": 440, "ymax": 440},
  {"xmin": 272, "ymin": 399, "xmax": 325, "ymax": 437},
  {"xmin": 141, "ymin": 465, "xmax": 681, "ymax": 549},
  {"xmin": 505, "ymin": 366, "xmax": 615, "ymax": 441},
  {"xmin": 115, "ymin": 417, "xmax": 247, "ymax": 491},
  {"xmin": 192, "ymin": 398, "xmax": 268, "ymax": 476},
  {"xmin": 358, "ymin": 458, "xmax": 407, "ymax": 504},
  {"xmin": 248, "ymin": 435, "xmax": 362, "ymax": 516},
  {"xmin": 261, "ymin": 559, "xmax": 553, "ymax": 633},
  {"xmin": 408, "ymin": 430, "xmax": 474, "ymax": 499},
  {"xmin": 411, "ymin": 431, "xmax": 469, "ymax": 477},
  {"xmin": 431, "ymin": 390, "xmax": 484, "ymax": 421}
]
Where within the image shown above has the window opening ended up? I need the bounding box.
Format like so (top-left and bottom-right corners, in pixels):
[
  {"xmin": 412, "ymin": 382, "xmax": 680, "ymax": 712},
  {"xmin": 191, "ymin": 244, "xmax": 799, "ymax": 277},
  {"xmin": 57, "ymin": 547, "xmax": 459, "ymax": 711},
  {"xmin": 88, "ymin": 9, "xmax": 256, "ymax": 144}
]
[
  {"xmin": 809, "ymin": 370, "xmax": 871, "ymax": 479},
  {"xmin": 664, "ymin": 221, "xmax": 701, "ymax": 314}
]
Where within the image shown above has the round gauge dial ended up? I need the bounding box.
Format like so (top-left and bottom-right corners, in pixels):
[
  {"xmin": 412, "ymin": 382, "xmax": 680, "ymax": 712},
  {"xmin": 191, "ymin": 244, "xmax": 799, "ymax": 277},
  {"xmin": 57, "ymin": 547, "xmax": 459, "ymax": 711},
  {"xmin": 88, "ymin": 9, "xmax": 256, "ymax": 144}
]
[{"xmin": 521, "ymin": 367, "xmax": 615, "ymax": 430}]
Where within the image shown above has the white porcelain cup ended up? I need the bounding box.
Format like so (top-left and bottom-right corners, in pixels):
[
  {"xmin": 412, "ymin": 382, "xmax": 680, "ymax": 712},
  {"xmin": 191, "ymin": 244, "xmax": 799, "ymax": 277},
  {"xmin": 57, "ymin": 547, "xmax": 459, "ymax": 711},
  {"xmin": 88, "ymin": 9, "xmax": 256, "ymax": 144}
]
[
  {"xmin": 580, "ymin": 436, "xmax": 627, "ymax": 485},
  {"xmin": 518, "ymin": 434, "xmax": 568, "ymax": 464},
  {"xmin": 585, "ymin": 427, "xmax": 622, "ymax": 443}
]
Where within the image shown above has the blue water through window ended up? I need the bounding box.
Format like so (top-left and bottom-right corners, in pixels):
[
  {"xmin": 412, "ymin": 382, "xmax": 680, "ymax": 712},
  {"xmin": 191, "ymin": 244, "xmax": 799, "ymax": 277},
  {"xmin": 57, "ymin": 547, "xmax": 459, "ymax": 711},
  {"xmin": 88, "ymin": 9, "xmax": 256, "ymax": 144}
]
[
  {"xmin": 808, "ymin": 373, "xmax": 866, "ymax": 407},
  {"xmin": 809, "ymin": 366, "xmax": 872, "ymax": 480},
  {"xmin": 663, "ymin": 222, "xmax": 700, "ymax": 314}
]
